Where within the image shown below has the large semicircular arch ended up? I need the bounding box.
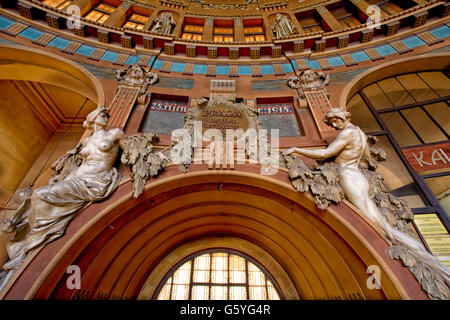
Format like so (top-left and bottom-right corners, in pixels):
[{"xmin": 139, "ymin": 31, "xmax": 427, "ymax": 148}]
[{"xmin": 1, "ymin": 165, "xmax": 427, "ymax": 300}]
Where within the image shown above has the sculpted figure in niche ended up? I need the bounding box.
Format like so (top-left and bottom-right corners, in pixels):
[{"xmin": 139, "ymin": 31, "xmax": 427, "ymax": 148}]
[
  {"xmin": 0, "ymin": 107, "xmax": 124, "ymax": 278},
  {"xmin": 271, "ymin": 13, "xmax": 297, "ymax": 38},
  {"xmin": 151, "ymin": 12, "xmax": 176, "ymax": 35},
  {"xmin": 283, "ymin": 108, "xmax": 450, "ymax": 299}
]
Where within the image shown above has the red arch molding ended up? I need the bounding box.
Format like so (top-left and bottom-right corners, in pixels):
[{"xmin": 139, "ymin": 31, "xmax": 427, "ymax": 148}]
[{"xmin": 2, "ymin": 163, "xmax": 428, "ymax": 300}]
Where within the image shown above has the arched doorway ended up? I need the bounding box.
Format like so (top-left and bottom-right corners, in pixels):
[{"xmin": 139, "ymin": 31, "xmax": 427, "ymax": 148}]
[{"xmin": 0, "ymin": 164, "xmax": 428, "ymax": 300}]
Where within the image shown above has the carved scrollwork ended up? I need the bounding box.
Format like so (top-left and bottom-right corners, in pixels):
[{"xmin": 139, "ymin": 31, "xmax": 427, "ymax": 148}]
[{"xmin": 114, "ymin": 64, "xmax": 158, "ymax": 95}]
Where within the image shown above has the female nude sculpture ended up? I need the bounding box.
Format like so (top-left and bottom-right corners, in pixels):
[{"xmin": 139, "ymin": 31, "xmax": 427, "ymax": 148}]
[
  {"xmin": 1, "ymin": 107, "xmax": 124, "ymax": 273},
  {"xmin": 284, "ymin": 108, "xmax": 386, "ymax": 228}
]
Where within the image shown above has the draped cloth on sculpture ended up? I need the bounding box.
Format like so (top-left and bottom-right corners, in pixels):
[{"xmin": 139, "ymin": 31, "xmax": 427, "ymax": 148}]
[{"xmin": 3, "ymin": 168, "xmax": 120, "ymax": 271}]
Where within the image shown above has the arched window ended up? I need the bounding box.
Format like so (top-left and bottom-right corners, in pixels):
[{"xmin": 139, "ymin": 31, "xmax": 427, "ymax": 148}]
[{"xmin": 155, "ymin": 249, "xmax": 281, "ymax": 300}]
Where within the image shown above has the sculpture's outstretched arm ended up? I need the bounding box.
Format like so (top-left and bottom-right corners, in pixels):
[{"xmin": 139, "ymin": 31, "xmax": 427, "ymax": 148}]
[{"xmin": 284, "ymin": 131, "xmax": 349, "ymax": 160}]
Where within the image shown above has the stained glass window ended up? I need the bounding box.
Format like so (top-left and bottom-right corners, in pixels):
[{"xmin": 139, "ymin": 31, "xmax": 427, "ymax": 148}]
[
  {"xmin": 244, "ymin": 26, "xmax": 266, "ymax": 42},
  {"xmin": 156, "ymin": 250, "xmax": 281, "ymax": 300},
  {"xmin": 213, "ymin": 27, "xmax": 234, "ymax": 43}
]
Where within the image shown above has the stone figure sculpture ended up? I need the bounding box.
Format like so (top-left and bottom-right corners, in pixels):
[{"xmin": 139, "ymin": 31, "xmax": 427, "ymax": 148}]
[
  {"xmin": 151, "ymin": 12, "xmax": 176, "ymax": 35},
  {"xmin": 283, "ymin": 108, "xmax": 450, "ymax": 300},
  {"xmin": 271, "ymin": 13, "xmax": 297, "ymax": 38},
  {"xmin": 1, "ymin": 107, "xmax": 123, "ymax": 277},
  {"xmin": 0, "ymin": 107, "xmax": 166, "ymax": 289}
]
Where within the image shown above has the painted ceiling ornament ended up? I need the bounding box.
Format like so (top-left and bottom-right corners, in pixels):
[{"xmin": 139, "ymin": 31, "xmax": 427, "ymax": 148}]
[
  {"xmin": 0, "ymin": 108, "xmax": 167, "ymax": 289},
  {"xmin": 150, "ymin": 12, "xmax": 176, "ymax": 35},
  {"xmin": 282, "ymin": 108, "xmax": 450, "ymax": 300},
  {"xmin": 201, "ymin": 3, "xmax": 249, "ymax": 9},
  {"xmin": 287, "ymin": 70, "xmax": 330, "ymax": 98},
  {"xmin": 114, "ymin": 64, "xmax": 158, "ymax": 96},
  {"xmin": 271, "ymin": 13, "xmax": 297, "ymax": 38}
]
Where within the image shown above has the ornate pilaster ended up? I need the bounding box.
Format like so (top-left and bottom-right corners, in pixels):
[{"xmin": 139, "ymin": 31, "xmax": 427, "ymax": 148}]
[{"xmin": 288, "ymin": 70, "xmax": 334, "ymax": 137}]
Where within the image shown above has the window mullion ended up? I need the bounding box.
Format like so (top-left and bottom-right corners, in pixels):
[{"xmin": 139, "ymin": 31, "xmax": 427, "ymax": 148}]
[
  {"xmin": 420, "ymin": 105, "xmax": 450, "ymax": 140},
  {"xmin": 245, "ymin": 260, "xmax": 250, "ymax": 300},
  {"xmin": 188, "ymin": 259, "xmax": 194, "ymax": 300}
]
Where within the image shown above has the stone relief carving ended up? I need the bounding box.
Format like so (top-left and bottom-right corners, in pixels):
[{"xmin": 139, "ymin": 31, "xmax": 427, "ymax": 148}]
[
  {"xmin": 178, "ymin": 95, "xmax": 265, "ymax": 173},
  {"xmin": 287, "ymin": 70, "xmax": 330, "ymax": 98},
  {"xmin": 150, "ymin": 12, "xmax": 176, "ymax": 35},
  {"xmin": 271, "ymin": 13, "xmax": 297, "ymax": 38},
  {"xmin": 0, "ymin": 107, "xmax": 166, "ymax": 289},
  {"xmin": 282, "ymin": 108, "xmax": 450, "ymax": 300},
  {"xmin": 120, "ymin": 133, "xmax": 166, "ymax": 198},
  {"xmin": 114, "ymin": 64, "xmax": 158, "ymax": 96}
]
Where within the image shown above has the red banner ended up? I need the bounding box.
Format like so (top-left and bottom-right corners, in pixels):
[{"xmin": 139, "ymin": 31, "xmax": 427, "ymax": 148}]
[{"xmin": 402, "ymin": 142, "xmax": 450, "ymax": 172}]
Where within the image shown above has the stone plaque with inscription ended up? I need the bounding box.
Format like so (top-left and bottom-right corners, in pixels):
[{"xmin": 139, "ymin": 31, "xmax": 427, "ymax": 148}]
[
  {"xmin": 185, "ymin": 96, "xmax": 262, "ymax": 141},
  {"xmin": 199, "ymin": 104, "xmax": 250, "ymax": 137}
]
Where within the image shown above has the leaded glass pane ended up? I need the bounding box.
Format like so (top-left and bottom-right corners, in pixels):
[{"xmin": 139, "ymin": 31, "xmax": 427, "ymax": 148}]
[
  {"xmin": 229, "ymin": 286, "xmax": 247, "ymax": 300},
  {"xmin": 171, "ymin": 284, "xmax": 189, "ymax": 300},
  {"xmin": 173, "ymin": 261, "xmax": 191, "ymax": 284},
  {"xmin": 249, "ymin": 286, "xmax": 267, "ymax": 300},
  {"xmin": 192, "ymin": 285, "xmax": 209, "ymax": 300}
]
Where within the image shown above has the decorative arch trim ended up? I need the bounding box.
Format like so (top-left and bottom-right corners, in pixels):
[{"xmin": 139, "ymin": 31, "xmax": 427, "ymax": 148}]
[
  {"xmin": 0, "ymin": 164, "xmax": 428, "ymax": 300},
  {"xmin": 0, "ymin": 44, "xmax": 105, "ymax": 107},
  {"xmin": 138, "ymin": 237, "xmax": 299, "ymax": 300}
]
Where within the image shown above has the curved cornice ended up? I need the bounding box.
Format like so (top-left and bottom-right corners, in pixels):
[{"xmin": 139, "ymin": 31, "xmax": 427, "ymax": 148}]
[{"xmin": 0, "ymin": 43, "xmax": 105, "ymax": 106}]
